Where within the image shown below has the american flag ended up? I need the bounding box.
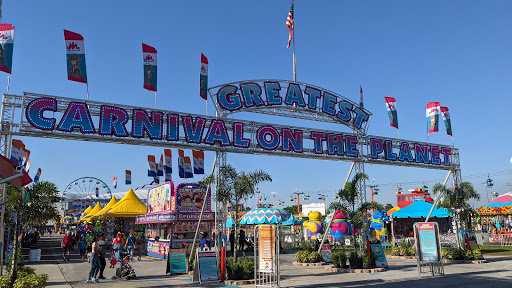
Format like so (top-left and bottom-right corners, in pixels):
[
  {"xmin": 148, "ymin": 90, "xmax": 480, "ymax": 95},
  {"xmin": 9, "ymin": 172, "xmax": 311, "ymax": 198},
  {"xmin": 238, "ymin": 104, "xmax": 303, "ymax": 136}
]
[{"xmin": 286, "ymin": 1, "xmax": 294, "ymax": 49}]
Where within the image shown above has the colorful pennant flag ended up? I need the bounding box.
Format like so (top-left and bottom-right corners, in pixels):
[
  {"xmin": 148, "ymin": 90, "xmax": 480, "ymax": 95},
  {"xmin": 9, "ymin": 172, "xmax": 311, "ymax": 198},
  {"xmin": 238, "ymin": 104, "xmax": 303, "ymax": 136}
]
[
  {"xmin": 164, "ymin": 149, "xmax": 172, "ymax": 182},
  {"xmin": 148, "ymin": 155, "xmax": 157, "ymax": 177},
  {"xmin": 426, "ymin": 102, "xmax": 441, "ymax": 133},
  {"xmin": 142, "ymin": 43, "xmax": 157, "ymax": 92},
  {"xmin": 440, "ymin": 107, "xmax": 452, "ymax": 136},
  {"xmin": 22, "ymin": 149, "xmax": 30, "ymax": 170},
  {"xmin": 0, "ymin": 24, "xmax": 15, "ymax": 74},
  {"xmin": 25, "ymin": 159, "xmax": 31, "ymax": 173},
  {"xmin": 153, "ymin": 176, "xmax": 160, "ymax": 184},
  {"xmin": 384, "ymin": 97, "xmax": 398, "ymax": 129},
  {"xmin": 200, "ymin": 53, "xmax": 208, "ymax": 100},
  {"xmin": 183, "ymin": 156, "xmax": 193, "ymax": 178},
  {"xmin": 360, "ymin": 86, "xmax": 363, "ymax": 108},
  {"xmin": 285, "ymin": 1, "xmax": 294, "ymax": 49},
  {"xmin": 33, "ymin": 168, "xmax": 41, "ymax": 183},
  {"xmin": 64, "ymin": 30, "xmax": 87, "ymax": 83},
  {"xmin": 178, "ymin": 149, "xmax": 185, "ymax": 178},
  {"xmin": 125, "ymin": 170, "xmax": 131, "ymax": 185},
  {"xmin": 10, "ymin": 139, "xmax": 25, "ymax": 165},
  {"xmin": 113, "ymin": 176, "xmax": 118, "ymax": 189},
  {"xmin": 192, "ymin": 150, "xmax": 204, "ymax": 175},
  {"xmin": 157, "ymin": 154, "xmax": 164, "ymax": 176}
]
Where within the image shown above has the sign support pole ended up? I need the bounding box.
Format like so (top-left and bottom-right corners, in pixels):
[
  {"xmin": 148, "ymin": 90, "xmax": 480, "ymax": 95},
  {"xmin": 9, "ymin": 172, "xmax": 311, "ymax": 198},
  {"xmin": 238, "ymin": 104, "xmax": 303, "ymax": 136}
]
[
  {"xmin": 425, "ymin": 170, "xmax": 452, "ymax": 222},
  {"xmin": 317, "ymin": 162, "xmax": 355, "ymax": 253}
]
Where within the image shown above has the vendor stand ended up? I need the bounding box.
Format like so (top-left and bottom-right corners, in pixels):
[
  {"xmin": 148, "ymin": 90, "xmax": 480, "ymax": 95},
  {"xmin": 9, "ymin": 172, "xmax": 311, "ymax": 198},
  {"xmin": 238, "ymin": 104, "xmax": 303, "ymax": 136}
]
[{"xmin": 135, "ymin": 182, "xmax": 213, "ymax": 259}]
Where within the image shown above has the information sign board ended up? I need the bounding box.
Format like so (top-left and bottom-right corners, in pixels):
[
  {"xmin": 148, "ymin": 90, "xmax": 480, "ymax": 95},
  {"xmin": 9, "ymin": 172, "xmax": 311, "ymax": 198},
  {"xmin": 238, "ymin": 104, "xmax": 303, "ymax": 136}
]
[
  {"xmin": 370, "ymin": 243, "xmax": 388, "ymax": 268},
  {"xmin": 196, "ymin": 250, "xmax": 219, "ymax": 283},
  {"xmin": 258, "ymin": 224, "xmax": 275, "ymax": 272},
  {"xmin": 416, "ymin": 222, "xmax": 438, "ymax": 262},
  {"xmin": 168, "ymin": 248, "xmax": 187, "ymax": 274},
  {"xmin": 320, "ymin": 244, "xmax": 332, "ymax": 263}
]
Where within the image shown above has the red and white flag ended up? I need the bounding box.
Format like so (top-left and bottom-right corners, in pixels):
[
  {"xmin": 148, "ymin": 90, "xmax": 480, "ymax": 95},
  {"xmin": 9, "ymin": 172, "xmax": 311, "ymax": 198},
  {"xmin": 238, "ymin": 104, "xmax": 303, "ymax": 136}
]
[
  {"xmin": 200, "ymin": 53, "xmax": 208, "ymax": 100},
  {"xmin": 426, "ymin": 102, "xmax": 441, "ymax": 134},
  {"xmin": 285, "ymin": 1, "xmax": 294, "ymax": 49},
  {"xmin": 384, "ymin": 97, "xmax": 398, "ymax": 129},
  {"xmin": 148, "ymin": 155, "xmax": 157, "ymax": 177},
  {"xmin": 143, "ymin": 43, "xmax": 157, "ymax": 92}
]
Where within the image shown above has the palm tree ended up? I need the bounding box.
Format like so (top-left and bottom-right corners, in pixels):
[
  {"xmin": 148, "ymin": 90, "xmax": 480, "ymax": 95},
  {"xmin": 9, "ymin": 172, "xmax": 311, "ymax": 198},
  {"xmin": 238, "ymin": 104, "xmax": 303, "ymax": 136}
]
[
  {"xmin": 334, "ymin": 172, "xmax": 370, "ymax": 252},
  {"xmin": 201, "ymin": 164, "xmax": 271, "ymax": 260},
  {"xmin": 432, "ymin": 181, "xmax": 480, "ymax": 249}
]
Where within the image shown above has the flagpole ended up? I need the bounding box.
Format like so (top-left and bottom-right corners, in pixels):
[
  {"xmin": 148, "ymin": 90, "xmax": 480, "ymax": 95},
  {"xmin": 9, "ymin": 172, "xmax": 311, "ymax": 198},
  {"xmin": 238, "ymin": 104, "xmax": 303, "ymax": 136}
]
[
  {"xmin": 292, "ymin": 7, "xmax": 296, "ymax": 83},
  {"xmin": 397, "ymin": 129, "xmax": 399, "ymax": 140},
  {"xmin": 154, "ymin": 92, "xmax": 157, "ymax": 109},
  {"xmin": 86, "ymin": 83, "xmax": 90, "ymax": 101},
  {"xmin": 6, "ymin": 75, "xmax": 10, "ymax": 94},
  {"xmin": 206, "ymin": 98, "xmax": 208, "ymax": 116}
]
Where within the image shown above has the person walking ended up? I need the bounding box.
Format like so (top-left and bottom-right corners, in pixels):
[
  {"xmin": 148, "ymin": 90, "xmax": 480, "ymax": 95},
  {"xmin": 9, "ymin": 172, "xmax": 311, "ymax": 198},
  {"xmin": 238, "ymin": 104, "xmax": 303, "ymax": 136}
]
[
  {"xmin": 87, "ymin": 236, "xmax": 101, "ymax": 283},
  {"xmin": 97, "ymin": 234, "xmax": 107, "ymax": 279},
  {"xmin": 78, "ymin": 235, "xmax": 87, "ymax": 261},
  {"xmin": 61, "ymin": 231, "xmax": 73, "ymax": 261},
  {"xmin": 239, "ymin": 229, "xmax": 246, "ymax": 252},
  {"xmin": 124, "ymin": 232, "xmax": 137, "ymax": 259},
  {"xmin": 113, "ymin": 232, "xmax": 124, "ymax": 250},
  {"xmin": 229, "ymin": 230, "xmax": 235, "ymax": 256}
]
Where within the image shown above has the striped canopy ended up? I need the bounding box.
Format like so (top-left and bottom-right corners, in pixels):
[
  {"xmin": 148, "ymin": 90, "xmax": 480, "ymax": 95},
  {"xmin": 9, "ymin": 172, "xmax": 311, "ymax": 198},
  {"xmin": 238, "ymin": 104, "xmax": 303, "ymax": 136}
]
[
  {"xmin": 240, "ymin": 208, "xmax": 291, "ymax": 225},
  {"xmin": 282, "ymin": 215, "xmax": 302, "ymax": 226}
]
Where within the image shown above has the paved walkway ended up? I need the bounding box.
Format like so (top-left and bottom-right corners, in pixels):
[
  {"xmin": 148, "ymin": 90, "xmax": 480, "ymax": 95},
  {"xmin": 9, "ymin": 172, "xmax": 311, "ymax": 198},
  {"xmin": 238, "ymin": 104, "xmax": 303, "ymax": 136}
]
[{"xmin": 21, "ymin": 235, "xmax": 512, "ymax": 287}]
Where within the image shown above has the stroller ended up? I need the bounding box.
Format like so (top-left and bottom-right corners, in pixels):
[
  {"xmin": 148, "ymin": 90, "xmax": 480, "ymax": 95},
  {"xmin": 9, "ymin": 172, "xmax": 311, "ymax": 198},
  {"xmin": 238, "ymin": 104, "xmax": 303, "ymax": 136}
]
[{"xmin": 111, "ymin": 248, "xmax": 136, "ymax": 280}]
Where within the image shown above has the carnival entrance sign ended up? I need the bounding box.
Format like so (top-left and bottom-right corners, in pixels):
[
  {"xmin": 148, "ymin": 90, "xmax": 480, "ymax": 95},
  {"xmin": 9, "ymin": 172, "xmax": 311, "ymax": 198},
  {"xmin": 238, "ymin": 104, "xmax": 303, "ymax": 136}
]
[
  {"xmin": 0, "ymin": 80, "xmax": 461, "ymax": 275},
  {"xmin": 414, "ymin": 222, "xmax": 444, "ymax": 277}
]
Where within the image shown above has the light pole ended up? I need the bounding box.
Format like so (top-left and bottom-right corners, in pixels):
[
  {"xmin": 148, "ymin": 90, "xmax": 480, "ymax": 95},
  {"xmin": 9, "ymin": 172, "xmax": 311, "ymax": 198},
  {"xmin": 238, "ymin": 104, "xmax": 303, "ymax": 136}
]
[{"xmin": 271, "ymin": 192, "xmax": 277, "ymax": 208}]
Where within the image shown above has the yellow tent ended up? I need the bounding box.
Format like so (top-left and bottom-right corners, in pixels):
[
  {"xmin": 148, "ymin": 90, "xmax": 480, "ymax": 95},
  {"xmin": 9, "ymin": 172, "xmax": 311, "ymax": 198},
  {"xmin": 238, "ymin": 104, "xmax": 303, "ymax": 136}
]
[
  {"xmin": 82, "ymin": 205, "xmax": 93, "ymax": 216},
  {"xmin": 81, "ymin": 203, "xmax": 103, "ymax": 222},
  {"xmin": 104, "ymin": 188, "xmax": 147, "ymax": 217},
  {"xmin": 90, "ymin": 196, "xmax": 118, "ymax": 220}
]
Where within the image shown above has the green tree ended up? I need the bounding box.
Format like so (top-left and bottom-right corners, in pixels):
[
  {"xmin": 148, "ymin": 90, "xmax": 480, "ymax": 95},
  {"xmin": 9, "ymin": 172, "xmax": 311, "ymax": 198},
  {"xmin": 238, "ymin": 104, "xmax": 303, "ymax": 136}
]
[
  {"xmin": 201, "ymin": 164, "xmax": 271, "ymax": 260},
  {"xmin": 283, "ymin": 205, "xmax": 299, "ymax": 215},
  {"xmin": 333, "ymin": 172, "xmax": 370, "ymax": 252},
  {"xmin": 372, "ymin": 201, "xmax": 384, "ymax": 212},
  {"xmin": 432, "ymin": 181, "xmax": 480, "ymax": 249},
  {"xmin": 384, "ymin": 203, "xmax": 394, "ymax": 211}
]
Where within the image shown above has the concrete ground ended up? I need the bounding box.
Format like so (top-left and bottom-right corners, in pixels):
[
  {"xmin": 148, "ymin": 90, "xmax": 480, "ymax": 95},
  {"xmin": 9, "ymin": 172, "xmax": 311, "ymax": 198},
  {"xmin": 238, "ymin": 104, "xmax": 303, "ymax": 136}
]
[{"xmin": 20, "ymin": 235, "xmax": 512, "ymax": 287}]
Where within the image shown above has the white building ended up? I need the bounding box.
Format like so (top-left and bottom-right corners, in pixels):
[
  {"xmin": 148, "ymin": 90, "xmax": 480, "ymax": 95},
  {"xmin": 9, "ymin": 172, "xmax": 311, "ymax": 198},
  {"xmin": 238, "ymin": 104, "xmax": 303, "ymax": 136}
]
[{"xmin": 301, "ymin": 202, "xmax": 326, "ymax": 216}]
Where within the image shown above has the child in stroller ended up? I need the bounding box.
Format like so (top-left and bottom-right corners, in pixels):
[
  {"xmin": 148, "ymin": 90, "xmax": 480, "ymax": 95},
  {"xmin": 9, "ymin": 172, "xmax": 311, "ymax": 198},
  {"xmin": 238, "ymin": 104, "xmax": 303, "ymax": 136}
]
[{"xmin": 112, "ymin": 247, "xmax": 136, "ymax": 280}]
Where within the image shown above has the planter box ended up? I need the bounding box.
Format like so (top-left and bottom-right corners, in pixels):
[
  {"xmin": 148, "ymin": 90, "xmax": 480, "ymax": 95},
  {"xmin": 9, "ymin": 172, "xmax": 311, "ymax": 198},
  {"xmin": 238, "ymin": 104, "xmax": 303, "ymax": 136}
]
[
  {"xmin": 292, "ymin": 261, "xmax": 325, "ymax": 267},
  {"xmin": 386, "ymin": 255, "xmax": 417, "ymax": 260},
  {"xmin": 225, "ymin": 279, "xmax": 256, "ymax": 285},
  {"xmin": 443, "ymin": 259, "xmax": 486, "ymax": 264},
  {"xmin": 325, "ymin": 266, "xmax": 386, "ymax": 273}
]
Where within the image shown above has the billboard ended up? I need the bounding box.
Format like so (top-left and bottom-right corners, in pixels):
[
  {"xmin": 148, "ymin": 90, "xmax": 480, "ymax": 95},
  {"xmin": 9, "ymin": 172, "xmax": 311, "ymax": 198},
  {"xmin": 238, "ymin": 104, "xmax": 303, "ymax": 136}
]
[
  {"xmin": 147, "ymin": 182, "xmax": 173, "ymax": 213},
  {"xmin": 175, "ymin": 183, "xmax": 210, "ymax": 212}
]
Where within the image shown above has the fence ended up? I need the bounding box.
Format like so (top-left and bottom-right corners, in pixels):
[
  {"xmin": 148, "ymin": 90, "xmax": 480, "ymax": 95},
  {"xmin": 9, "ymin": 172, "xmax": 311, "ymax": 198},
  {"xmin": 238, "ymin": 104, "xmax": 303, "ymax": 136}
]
[{"xmin": 501, "ymin": 234, "xmax": 512, "ymax": 247}]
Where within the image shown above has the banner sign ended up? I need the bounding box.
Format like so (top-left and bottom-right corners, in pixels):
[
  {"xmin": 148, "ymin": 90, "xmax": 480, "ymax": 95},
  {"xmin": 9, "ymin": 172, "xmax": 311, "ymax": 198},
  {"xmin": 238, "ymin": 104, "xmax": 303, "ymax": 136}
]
[
  {"xmin": 23, "ymin": 94, "xmax": 455, "ymax": 170},
  {"xmin": 197, "ymin": 250, "xmax": 219, "ymax": 283},
  {"xmin": 147, "ymin": 182, "xmax": 173, "ymax": 213},
  {"xmin": 64, "ymin": 30, "xmax": 87, "ymax": 83},
  {"xmin": 175, "ymin": 183, "xmax": 210, "ymax": 211},
  {"xmin": 0, "ymin": 24, "xmax": 15, "ymax": 74},
  {"xmin": 415, "ymin": 222, "xmax": 439, "ymax": 262},
  {"xmin": 369, "ymin": 243, "xmax": 388, "ymax": 268},
  {"xmin": 258, "ymin": 224, "xmax": 275, "ymax": 272},
  {"xmin": 147, "ymin": 240, "xmax": 170, "ymax": 259}
]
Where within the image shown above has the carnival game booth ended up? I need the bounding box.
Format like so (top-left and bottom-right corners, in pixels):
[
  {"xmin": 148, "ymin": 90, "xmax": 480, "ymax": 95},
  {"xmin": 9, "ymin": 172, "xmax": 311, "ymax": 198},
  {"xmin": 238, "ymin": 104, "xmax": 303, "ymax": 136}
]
[
  {"xmin": 478, "ymin": 192, "xmax": 512, "ymax": 242},
  {"xmin": 88, "ymin": 196, "xmax": 118, "ymax": 241},
  {"xmin": 104, "ymin": 188, "xmax": 148, "ymax": 243},
  {"xmin": 135, "ymin": 182, "xmax": 213, "ymax": 259},
  {"xmin": 391, "ymin": 200, "xmax": 451, "ymax": 241}
]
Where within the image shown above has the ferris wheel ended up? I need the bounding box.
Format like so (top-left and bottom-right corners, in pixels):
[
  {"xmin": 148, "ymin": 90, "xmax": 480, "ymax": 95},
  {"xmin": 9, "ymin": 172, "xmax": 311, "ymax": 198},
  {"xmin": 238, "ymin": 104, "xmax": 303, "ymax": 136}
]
[{"xmin": 62, "ymin": 177, "xmax": 112, "ymax": 200}]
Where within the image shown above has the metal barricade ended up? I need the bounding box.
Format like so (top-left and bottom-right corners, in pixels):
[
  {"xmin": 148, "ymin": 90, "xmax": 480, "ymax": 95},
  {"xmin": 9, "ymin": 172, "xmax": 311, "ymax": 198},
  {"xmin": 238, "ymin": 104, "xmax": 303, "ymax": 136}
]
[
  {"xmin": 501, "ymin": 234, "xmax": 512, "ymax": 247},
  {"xmin": 255, "ymin": 225, "xmax": 280, "ymax": 287}
]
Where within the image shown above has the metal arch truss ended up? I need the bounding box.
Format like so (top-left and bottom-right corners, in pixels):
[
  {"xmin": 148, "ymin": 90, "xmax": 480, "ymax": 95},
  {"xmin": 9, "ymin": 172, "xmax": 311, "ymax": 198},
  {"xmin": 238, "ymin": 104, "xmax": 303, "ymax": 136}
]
[{"xmin": 0, "ymin": 92, "xmax": 461, "ymax": 173}]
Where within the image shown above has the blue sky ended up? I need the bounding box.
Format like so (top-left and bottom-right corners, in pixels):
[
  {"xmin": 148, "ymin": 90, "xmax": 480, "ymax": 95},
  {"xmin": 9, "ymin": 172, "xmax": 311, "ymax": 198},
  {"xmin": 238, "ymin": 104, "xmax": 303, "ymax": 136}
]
[{"xmin": 2, "ymin": 1, "xmax": 511, "ymax": 209}]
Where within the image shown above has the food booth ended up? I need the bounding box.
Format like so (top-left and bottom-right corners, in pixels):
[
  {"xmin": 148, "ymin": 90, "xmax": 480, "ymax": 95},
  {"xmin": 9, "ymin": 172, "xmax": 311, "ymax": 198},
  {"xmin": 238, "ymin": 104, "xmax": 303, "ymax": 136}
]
[{"xmin": 135, "ymin": 182, "xmax": 213, "ymax": 259}]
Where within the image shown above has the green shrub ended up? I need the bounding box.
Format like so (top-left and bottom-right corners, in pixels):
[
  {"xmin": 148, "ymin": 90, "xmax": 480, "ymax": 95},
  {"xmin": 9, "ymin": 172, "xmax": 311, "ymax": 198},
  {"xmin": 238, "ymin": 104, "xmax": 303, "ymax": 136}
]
[
  {"xmin": 391, "ymin": 246, "xmax": 401, "ymax": 256},
  {"xmin": 405, "ymin": 246, "xmax": 415, "ymax": 256},
  {"xmin": 239, "ymin": 253, "xmax": 254, "ymax": 275},
  {"xmin": 339, "ymin": 251, "xmax": 347, "ymax": 266},
  {"xmin": 0, "ymin": 276, "xmax": 10, "ymax": 288},
  {"xmin": 13, "ymin": 273, "xmax": 48, "ymax": 288},
  {"xmin": 298, "ymin": 241, "xmax": 314, "ymax": 252},
  {"xmin": 349, "ymin": 251, "xmax": 359, "ymax": 267},
  {"xmin": 295, "ymin": 250, "xmax": 307, "ymax": 262},
  {"xmin": 307, "ymin": 251, "xmax": 322, "ymax": 263},
  {"xmin": 331, "ymin": 251, "xmax": 341, "ymax": 264},
  {"xmin": 369, "ymin": 251, "xmax": 378, "ymax": 267},
  {"xmin": 441, "ymin": 248, "xmax": 449, "ymax": 259}
]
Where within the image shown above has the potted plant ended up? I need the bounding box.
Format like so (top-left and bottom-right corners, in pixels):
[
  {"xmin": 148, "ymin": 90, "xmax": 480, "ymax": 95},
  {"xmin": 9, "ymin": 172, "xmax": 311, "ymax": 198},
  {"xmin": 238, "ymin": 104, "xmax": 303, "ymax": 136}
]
[
  {"xmin": 340, "ymin": 252, "xmax": 348, "ymax": 269},
  {"xmin": 331, "ymin": 252, "xmax": 341, "ymax": 268},
  {"xmin": 349, "ymin": 251, "xmax": 359, "ymax": 269}
]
